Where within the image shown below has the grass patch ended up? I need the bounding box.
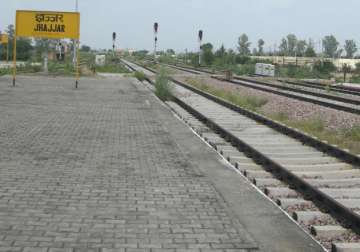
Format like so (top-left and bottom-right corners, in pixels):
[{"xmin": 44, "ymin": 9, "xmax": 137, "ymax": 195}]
[
  {"xmin": 155, "ymin": 69, "xmax": 173, "ymax": 101},
  {"xmin": 48, "ymin": 62, "xmax": 75, "ymax": 76},
  {"xmin": 270, "ymin": 112, "xmax": 290, "ymax": 122},
  {"xmin": 268, "ymin": 112, "xmax": 360, "ymax": 154},
  {"xmin": 95, "ymin": 63, "xmax": 130, "ymax": 74},
  {"xmin": 14, "ymin": 63, "xmax": 43, "ymax": 74},
  {"xmin": 134, "ymin": 71, "xmax": 146, "ymax": 82},
  {"xmin": 185, "ymin": 77, "xmax": 268, "ymax": 111},
  {"xmin": 288, "ymin": 117, "xmax": 325, "ymax": 133},
  {"xmin": 0, "ymin": 68, "xmax": 11, "ymax": 76}
]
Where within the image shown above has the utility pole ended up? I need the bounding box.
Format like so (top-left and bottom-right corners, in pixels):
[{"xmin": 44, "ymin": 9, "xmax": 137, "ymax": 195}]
[
  {"xmin": 154, "ymin": 22, "xmax": 158, "ymax": 62},
  {"xmin": 198, "ymin": 30, "xmax": 203, "ymax": 66}
]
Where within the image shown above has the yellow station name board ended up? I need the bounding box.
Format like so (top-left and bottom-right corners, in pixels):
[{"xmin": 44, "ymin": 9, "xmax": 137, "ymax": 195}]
[
  {"xmin": 0, "ymin": 34, "xmax": 9, "ymax": 44},
  {"xmin": 15, "ymin": 10, "xmax": 80, "ymax": 39}
]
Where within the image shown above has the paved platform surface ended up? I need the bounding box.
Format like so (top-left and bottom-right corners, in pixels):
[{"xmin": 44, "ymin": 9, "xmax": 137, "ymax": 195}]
[{"xmin": 0, "ymin": 76, "xmax": 324, "ymax": 252}]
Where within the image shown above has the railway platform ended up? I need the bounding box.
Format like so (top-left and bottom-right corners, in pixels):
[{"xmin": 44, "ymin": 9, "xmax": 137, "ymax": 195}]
[{"xmin": 0, "ymin": 75, "xmax": 324, "ymax": 252}]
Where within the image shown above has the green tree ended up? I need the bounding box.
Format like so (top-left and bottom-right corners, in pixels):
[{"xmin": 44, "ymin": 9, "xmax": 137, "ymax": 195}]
[
  {"xmin": 34, "ymin": 39, "xmax": 56, "ymax": 61},
  {"xmin": 226, "ymin": 49, "xmax": 236, "ymax": 65},
  {"xmin": 322, "ymin": 35, "xmax": 339, "ymax": 58},
  {"xmin": 166, "ymin": 49, "xmax": 175, "ymax": 55},
  {"xmin": 296, "ymin": 40, "xmax": 307, "ymax": 57},
  {"xmin": 5, "ymin": 24, "xmax": 33, "ymax": 61},
  {"xmin": 279, "ymin": 38, "xmax": 288, "ymax": 56},
  {"xmin": 237, "ymin": 34, "xmax": 251, "ymax": 56},
  {"xmin": 215, "ymin": 44, "xmax": 226, "ymax": 58},
  {"xmin": 133, "ymin": 50, "xmax": 149, "ymax": 59},
  {"xmin": 305, "ymin": 39, "xmax": 317, "ymax": 57},
  {"xmin": 258, "ymin": 39, "xmax": 265, "ymax": 55},
  {"xmin": 344, "ymin": 40, "xmax": 357, "ymax": 58},
  {"xmin": 214, "ymin": 45, "xmax": 227, "ymax": 66},
  {"xmin": 287, "ymin": 34, "xmax": 298, "ymax": 56},
  {"xmin": 201, "ymin": 43, "xmax": 214, "ymax": 65},
  {"xmin": 336, "ymin": 48, "xmax": 344, "ymax": 58},
  {"xmin": 80, "ymin": 45, "xmax": 91, "ymax": 52}
]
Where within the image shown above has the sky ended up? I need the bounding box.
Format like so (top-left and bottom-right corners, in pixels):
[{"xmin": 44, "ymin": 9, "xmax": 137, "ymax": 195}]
[{"xmin": 1, "ymin": 0, "xmax": 360, "ymax": 53}]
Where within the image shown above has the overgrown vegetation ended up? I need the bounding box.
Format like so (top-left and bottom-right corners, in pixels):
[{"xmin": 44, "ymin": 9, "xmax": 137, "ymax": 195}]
[
  {"xmin": 185, "ymin": 77, "xmax": 268, "ymax": 111},
  {"xmin": 155, "ymin": 69, "xmax": 173, "ymax": 101},
  {"xmin": 183, "ymin": 76, "xmax": 360, "ymax": 154},
  {"xmin": 0, "ymin": 68, "xmax": 11, "ymax": 76},
  {"xmin": 95, "ymin": 64, "xmax": 130, "ymax": 74},
  {"xmin": 270, "ymin": 112, "xmax": 360, "ymax": 154},
  {"xmin": 275, "ymin": 61, "xmax": 336, "ymax": 79},
  {"xmin": 48, "ymin": 62, "xmax": 75, "ymax": 75},
  {"xmin": 350, "ymin": 63, "xmax": 360, "ymax": 83},
  {"xmin": 134, "ymin": 71, "xmax": 146, "ymax": 82}
]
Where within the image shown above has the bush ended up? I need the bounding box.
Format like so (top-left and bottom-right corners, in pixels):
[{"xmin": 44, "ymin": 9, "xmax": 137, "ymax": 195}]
[
  {"xmin": 0, "ymin": 68, "xmax": 11, "ymax": 76},
  {"xmin": 355, "ymin": 63, "xmax": 360, "ymax": 74},
  {"xmin": 350, "ymin": 75, "xmax": 360, "ymax": 83},
  {"xmin": 155, "ymin": 69, "xmax": 173, "ymax": 101},
  {"xmin": 313, "ymin": 61, "xmax": 336, "ymax": 74},
  {"xmin": 233, "ymin": 64, "xmax": 255, "ymax": 76},
  {"xmin": 47, "ymin": 62, "xmax": 75, "ymax": 75},
  {"xmin": 134, "ymin": 71, "xmax": 146, "ymax": 82},
  {"xmin": 235, "ymin": 55, "xmax": 251, "ymax": 64},
  {"xmin": 16, "ymin": 63, "xmax": 43, "ymax": 74},
  {"xmin": 277, "ymin": 64, "xmax": 331, "ymax": 79},
  {"xmin": 96, "ymin": 64, "xmax": 130, "ymax": 74}
]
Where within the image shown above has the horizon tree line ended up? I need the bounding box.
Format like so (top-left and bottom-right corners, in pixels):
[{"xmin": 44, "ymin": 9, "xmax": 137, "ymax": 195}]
[{"xmin": 237, "ymin": 33, "xmax": 358, "ymax": 59}]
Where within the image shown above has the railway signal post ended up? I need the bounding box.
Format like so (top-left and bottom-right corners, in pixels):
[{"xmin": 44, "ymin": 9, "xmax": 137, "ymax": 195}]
[
  {"xmin": 154, "ymin": 22, "xmax": 158, "ymax": 62},
  {"xmin": 112, "ymin": 32, "xmax": 116, "ymax": 55},
  {"xmin": 198, "ymin": 30, "xmax": 203, "ymax": 66}
]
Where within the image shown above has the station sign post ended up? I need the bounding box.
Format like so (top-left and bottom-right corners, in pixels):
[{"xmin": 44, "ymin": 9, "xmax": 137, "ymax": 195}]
[
  {"xmin": 0, "ymin": 33, "xmax": 9, "ymax": 62},
  {"xmin": 13, "ymin": 10, "xmax": 80, "ymax": 87}
]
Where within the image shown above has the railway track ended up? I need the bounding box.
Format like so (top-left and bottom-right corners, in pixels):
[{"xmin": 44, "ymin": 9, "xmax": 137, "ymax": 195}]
[
  {"xmin": 165, "ymin": 62, "xmax": 360, "ymax": 97},
  {"xmin": 161, "ymin": 62, "xmax": 360, "ymax": 115},
  {"xmin": 122, "ymin": 59, "xmax": 360, "ymax": 252},
  {"xmin": 279, "ymin": 79, "xmax": 360, "ymax": 97},
  {"xmin": 162, "ymin": 62, "xmax": 360, "ymax": 97}
]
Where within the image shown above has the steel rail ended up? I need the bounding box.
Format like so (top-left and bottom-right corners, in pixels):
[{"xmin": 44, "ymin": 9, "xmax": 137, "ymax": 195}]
[
  {"xmin": 280, "ymin": 79, "xmax": 360, "ymax": 97},
  {"xmin": 212, "ymin": 76, "xmax": 360, "ymax": 115},
  {"xmin": 233, "ymin": 76, "xmax": 360, "ymax": 106}
]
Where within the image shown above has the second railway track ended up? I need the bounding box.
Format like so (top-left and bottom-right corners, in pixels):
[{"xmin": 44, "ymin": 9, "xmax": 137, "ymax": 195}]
[
  {"xmin": 122, "ymin": 59, "xmax": 360, "ymax": 252},
  {"xmin": 161, "ymin": 62, "xmax": 360, "ymax": 115}
]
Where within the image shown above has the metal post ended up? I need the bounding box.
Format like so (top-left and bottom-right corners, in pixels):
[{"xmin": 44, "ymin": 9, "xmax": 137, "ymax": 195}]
[
  {"xmin": 6, "ymin": 43, "xmax": 9, "ymax": 62},
  {"xmin": 76, "ymin": 40, "xmax": 80, "ymax": 88},
  {"xmin": 154, "ymin": 37, "xmax": 157, "ymax": 62},
  {"xmin": 199, "ymin": 41, "xmax": 201, "ymax": 66},
  {"xmin": 12, "ymin": 36, "xmax": 17, "ymax": 86},
  {"xmin": 153, "ymin": 23, "xmax": 158, "ymax": 62},
  {"xmin": 112, "ymin": 32, "xmax": 116, "ymax": 57},
  {"xmin": 198, "ymin": 30, "xmax": 203, "ymax": 66}
]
